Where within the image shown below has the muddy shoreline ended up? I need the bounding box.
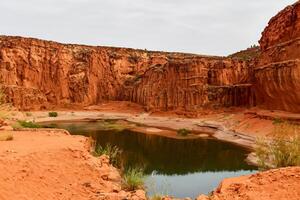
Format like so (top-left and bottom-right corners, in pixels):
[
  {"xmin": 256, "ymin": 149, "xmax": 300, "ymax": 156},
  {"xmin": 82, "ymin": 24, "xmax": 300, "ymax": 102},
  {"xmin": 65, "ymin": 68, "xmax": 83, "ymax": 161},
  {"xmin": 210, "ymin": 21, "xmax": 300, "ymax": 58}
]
[{"xmin": 32, "ymin": 111, "xmax": 256, "ymax": 149}]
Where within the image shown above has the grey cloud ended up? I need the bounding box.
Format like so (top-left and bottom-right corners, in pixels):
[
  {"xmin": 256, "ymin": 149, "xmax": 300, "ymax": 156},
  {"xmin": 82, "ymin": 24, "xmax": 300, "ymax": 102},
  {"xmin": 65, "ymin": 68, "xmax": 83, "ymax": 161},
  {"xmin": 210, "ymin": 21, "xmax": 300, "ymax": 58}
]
[{"xmin": 0, "ymin": 0, "xmax": 297, "ymax": 55}]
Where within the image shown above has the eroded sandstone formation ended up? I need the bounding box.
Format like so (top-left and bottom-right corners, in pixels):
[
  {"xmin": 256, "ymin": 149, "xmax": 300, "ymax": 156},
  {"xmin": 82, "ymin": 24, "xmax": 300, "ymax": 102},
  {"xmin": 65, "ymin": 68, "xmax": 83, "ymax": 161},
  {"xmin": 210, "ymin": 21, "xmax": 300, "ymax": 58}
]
[
  {"xmin": 255, "ymin": 1, "xmax": 300, "ymax": 112},
  {"xmin": 196, "ymin": 167, "xmax": 300, "ymax": 200},
  {"xmin": 0, "ymin": 36, "xmax": 254, "ymax": 111},
  {"xmin": 122, "ymin": 56, "xmax": 254, "ymax": 111},
  {"xmin": 0, "ymin": 1, "xmax": 300, "ymax": 112}
]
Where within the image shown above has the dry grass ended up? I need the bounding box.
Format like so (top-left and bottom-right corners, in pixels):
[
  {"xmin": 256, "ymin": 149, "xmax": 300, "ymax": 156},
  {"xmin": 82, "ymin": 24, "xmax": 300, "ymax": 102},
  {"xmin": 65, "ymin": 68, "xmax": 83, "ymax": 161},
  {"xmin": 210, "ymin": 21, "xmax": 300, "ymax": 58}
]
[
  {"xmin": 122, "ymin": 168, "xmax": 145, "ymax": 191},
  {"xmin": 0, "ymin": 131, "xmax": 13, "ymax": 141},
  {"xmin": 255, "ymin": 122, "xmax": 300, "ymax": 169}
]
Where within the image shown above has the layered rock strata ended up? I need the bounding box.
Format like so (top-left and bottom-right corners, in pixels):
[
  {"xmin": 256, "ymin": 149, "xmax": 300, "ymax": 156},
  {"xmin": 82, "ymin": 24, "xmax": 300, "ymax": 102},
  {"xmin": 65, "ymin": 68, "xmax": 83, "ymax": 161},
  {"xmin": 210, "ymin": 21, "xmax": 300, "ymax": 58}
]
[
  {"xmin": 255, "ymin": 1, "xmax": 300, "ymax": 112},
  {"xmin": 0, "ymin": 36, "xmax": 254, "ymax": 111}
]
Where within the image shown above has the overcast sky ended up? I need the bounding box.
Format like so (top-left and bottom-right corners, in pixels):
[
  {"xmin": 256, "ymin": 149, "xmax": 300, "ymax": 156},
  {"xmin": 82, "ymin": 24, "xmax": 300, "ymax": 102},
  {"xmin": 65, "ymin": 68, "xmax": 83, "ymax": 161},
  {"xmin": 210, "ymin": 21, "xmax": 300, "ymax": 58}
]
[{"xmin": 0, "ymin": 0, "xmax": 297, "ymax": 56}]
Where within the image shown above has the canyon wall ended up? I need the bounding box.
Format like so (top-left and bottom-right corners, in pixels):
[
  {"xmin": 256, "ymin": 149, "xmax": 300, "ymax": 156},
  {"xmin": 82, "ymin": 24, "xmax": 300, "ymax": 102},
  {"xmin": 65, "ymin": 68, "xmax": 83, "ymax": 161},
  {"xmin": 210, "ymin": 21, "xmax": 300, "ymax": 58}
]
[
  {"xmin": 122, "ymin": 56, "xmax": 254, "ymax": 111},
  {"xmin": 255, "ymin": 1, "xmax": 300, "ymax": 112},
  {"xmin": 0, "ymin": 36, "xmax": 254, "ymax": 111}
]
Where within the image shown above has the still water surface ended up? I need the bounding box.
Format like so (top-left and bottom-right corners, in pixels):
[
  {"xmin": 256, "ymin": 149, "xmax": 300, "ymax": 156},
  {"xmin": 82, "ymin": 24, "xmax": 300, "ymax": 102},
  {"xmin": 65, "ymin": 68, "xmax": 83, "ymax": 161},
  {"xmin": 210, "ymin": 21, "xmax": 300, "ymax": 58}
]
[{"xmin": 44, "ymin": 121, "xmax": 257, "ymax": 198}]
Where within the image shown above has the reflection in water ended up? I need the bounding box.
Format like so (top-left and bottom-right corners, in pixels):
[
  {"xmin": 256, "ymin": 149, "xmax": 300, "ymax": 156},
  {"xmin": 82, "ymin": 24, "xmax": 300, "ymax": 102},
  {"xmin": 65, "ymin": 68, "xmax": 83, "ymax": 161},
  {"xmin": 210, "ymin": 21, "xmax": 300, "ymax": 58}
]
[{"xmin": 43, "ymin": 121, "xmax": 257, "ymax": 198}]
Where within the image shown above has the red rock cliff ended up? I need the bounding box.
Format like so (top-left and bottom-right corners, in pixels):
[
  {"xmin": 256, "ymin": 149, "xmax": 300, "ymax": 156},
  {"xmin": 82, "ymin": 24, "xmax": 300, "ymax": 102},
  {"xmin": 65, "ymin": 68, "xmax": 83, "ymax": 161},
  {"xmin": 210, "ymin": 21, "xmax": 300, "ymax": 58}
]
[
  {"xmin": 0, "ymin": 36, "xmax": 254, "ymax": 111},
  {"xmin": 122, "ymin": 56, "xmax": 254, "ymax": 111},
  {"xmin": 1, "ymin": 1, "xmax": 300, "ymax": 112},
  {"xmin": 255, "ymin": 1, "xmax": 300, "ymax": 112}
]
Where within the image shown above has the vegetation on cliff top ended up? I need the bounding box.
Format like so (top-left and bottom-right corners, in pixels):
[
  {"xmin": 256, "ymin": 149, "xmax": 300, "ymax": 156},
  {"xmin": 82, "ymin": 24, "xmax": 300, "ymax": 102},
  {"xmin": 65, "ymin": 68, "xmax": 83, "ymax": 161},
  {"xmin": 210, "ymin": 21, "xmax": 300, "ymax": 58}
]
[{"xmin": 229, "ymin": 45, "xmax": 260, "ymax": 61}]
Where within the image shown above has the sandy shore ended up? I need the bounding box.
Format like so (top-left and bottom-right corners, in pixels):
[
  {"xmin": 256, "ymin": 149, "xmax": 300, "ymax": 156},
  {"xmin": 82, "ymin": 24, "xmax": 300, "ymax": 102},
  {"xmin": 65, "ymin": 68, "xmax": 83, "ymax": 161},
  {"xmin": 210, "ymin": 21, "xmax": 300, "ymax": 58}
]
[{"xmin": 17, "ymin": 110, "xmax": 276, "ymax": 149}]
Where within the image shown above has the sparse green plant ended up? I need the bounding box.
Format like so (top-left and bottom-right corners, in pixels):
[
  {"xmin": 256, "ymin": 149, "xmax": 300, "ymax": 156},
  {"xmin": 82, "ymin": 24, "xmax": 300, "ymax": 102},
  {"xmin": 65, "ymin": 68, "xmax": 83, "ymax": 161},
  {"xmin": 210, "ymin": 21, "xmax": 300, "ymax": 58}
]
[
  {"xmin": 177, "ymin": 128, "xmax": 191, "ymax": 136},
  {"xmin": 99, "ymin": 120, "xmax": 125, "ymax": 132},
  {"xmin": 150, "ymin": 195, "xmax": 163, "ymax": 200},
  {"xmin": 25, "ymin": 112, "xmax": 33, "ymax": 117},
  {"xmin": 122, "ymin": 168, "xmax": 145, "ymax": 191},
  {"xmin": 15, "ymin": 120, "xmax": 42, "ymax": 129},
  {"xmin": 48, "ymin": 112, "xmax": 58, "ymax": 117},
  {"xmin": 272, "ymin": 118, "xmax": 284, "ymax": 125},
  {"xmin": 255, "ymin": 122, "xmax": 300, "ymax": 169},
  {"xmin": 93, "ymin": 143, "xmax": 121, "ymax": 167},
  {"xmin": 0, "ymin": 131, "xmax": 13, "ymax": 141}
]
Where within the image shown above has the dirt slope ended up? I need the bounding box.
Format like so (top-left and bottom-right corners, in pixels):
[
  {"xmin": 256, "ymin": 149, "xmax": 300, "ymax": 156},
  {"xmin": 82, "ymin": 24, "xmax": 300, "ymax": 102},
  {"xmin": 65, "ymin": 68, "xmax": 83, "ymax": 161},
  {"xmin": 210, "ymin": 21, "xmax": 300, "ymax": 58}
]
[{"xmin": 0, "ymin": 130, "xmax": 145, "ymax": 200}]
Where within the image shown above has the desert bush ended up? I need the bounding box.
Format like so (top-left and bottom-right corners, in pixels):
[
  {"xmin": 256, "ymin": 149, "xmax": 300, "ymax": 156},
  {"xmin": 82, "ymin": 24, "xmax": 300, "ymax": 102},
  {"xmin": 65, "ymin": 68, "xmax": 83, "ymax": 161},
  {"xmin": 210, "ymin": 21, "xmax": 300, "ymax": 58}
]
[
  {"xmin": 177, "ymin": 128, "xmax": 191, "ymax": 136},
  {"xmin": 48, "ymin": 112, "xmax": 58, "ymax": 117},
  {"xmin": 93, "ymin": 143, "xmax": 121, "ymax": 167},
  {"xmin": 0, "ymin": 131, "xmax": 13, "ymax": 141},
  {"xmin": 122, "ymin": 168, "xmax": 145, "ymax": 191},
  {"xmin": 255, "ymin": 122, "xmax": 300, "ymax": 169}
]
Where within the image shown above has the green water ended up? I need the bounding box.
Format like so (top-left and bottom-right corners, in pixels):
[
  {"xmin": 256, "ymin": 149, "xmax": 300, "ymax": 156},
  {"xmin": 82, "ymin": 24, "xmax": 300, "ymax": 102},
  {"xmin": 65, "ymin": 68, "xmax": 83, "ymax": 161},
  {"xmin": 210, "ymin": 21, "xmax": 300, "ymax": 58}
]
[{"xmin": 43, "ymin": 120, "xmax": 257, "ymax": 198}]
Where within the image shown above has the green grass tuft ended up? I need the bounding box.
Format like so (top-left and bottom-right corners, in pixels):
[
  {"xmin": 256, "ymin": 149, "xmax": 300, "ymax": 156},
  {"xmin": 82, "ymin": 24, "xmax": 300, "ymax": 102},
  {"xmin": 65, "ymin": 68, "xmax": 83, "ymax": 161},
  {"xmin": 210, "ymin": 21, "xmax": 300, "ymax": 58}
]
[
  {"xmin": 177, "ymin": 128, "xmax": 191, "ymax": 136},
  {"xmin": 15, "ymin": 120, "xmax": 42, "ymax": 129},
  {"xmin": 122, "ymin": 168, "xmax": 145, "ymax": 191},
  {"xmin": 93, "ymin": 143, "xmax": 121, "ymax": 167},
  {"xmin": 272, "ymin": 118, "xmax": 284, "ymax": 125}
]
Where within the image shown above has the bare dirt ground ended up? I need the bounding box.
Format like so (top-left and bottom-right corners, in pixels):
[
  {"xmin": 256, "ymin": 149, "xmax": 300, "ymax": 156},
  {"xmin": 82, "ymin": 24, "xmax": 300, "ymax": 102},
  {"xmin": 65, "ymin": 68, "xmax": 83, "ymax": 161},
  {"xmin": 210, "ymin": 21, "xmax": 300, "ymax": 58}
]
[{"xmin": 0, "ymin": 130, "xmax": 145, "ymax": 200}]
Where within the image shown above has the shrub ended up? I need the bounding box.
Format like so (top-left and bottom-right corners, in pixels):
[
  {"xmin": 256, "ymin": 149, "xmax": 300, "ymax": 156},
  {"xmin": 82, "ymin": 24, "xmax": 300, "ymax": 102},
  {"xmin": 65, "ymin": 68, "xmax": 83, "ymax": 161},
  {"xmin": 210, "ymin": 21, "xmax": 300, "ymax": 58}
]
[
  {"xmin": 255, "ymin": 122, "xmax": 300, "ymax": 169},
  {"xmin": 272, "ymin": 118, "xmax": 283, "ymax": 125},
  {"xmin": 93, "ymin": 144, "xmax": 121, "ymax": 167},
  {"xmin": 16, "ymin": 120, "xmax": 42, "ymax": 128},
  {"xmin": 48, "ymin": 112, "xmax": 58, "ymax": 117},
  {"xmin": 177, "ymin": 128, "xmax": 191, "ymax": 136},
  {"xmin": 122, "ymin": 168, "xmax": 144, "ymax": 191},
  {"xmin": 0, "ymin": 132, "xmax": 13, "ymax": 141}
]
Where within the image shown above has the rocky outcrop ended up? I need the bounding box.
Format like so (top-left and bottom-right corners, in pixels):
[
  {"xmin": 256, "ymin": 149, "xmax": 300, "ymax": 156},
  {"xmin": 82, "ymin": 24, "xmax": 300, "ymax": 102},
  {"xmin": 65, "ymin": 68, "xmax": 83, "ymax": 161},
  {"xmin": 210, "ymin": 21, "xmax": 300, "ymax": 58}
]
[
  {"xmin": 0, "ymin": 36, "xmax": 254, "ymax": 111},
  {"xmin": 196, "ymin": 167, "xmax": 300, "ymax": 200},
  {"xmin": 255, "ymin": 1, "xmax": 300, "ymax": 112}
]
